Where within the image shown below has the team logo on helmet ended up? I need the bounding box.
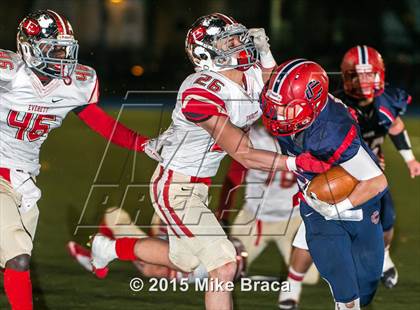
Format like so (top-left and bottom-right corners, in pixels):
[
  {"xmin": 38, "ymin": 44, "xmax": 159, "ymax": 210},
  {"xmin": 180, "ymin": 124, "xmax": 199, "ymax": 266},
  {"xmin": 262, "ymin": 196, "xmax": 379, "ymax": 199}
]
[
  {"xmin": 22, "ymin": 18, "xmax": 41, "ymax": 36},
  {"xmin": 305, "ymin": 80, "xmax": 323, "ymax": 101}
]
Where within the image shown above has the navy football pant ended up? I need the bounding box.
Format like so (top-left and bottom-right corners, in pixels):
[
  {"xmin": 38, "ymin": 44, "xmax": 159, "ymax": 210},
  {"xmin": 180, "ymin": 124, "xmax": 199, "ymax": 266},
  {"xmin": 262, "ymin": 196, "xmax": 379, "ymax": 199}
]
[
  {"xmin": 301, "ymin": 198, "xmax": 384, "ymax": 306},
  {"xmin": 380, "ymin": 190, "xmax": 395, "ymax": 232}
]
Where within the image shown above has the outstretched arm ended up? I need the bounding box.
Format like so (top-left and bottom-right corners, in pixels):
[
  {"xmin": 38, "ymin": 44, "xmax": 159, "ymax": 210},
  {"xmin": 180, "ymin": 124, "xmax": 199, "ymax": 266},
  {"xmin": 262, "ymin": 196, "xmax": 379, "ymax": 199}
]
[
  {"xmin": 75, "ymin": 104, "xmax": 148, "ymax": 151},
  {"xmin": 74, "ymin": 104, "xmax": 172, "ymax": 162},
  {"xmin": 198, "ymin": 115, "xmax": 330, "ymax": 173}
]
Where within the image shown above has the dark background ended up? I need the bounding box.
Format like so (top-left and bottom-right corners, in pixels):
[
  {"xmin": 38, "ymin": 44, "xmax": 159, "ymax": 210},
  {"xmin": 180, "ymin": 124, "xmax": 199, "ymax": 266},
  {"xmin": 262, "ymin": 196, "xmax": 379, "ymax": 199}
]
[{"xmin": 1, "ymin": 0, "xmax": 419, "ymax": 108}]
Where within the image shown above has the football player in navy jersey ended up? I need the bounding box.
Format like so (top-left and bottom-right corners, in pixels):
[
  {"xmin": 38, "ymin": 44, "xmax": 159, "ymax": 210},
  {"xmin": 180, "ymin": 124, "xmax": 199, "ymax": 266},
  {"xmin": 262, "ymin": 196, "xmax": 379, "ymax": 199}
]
[
  {"xmin": 335, "ymin": 45, "xmax": 420, "ymax": 288},
  {"xmin": 261, "ymin": 59, "xmax": 388, "ymax": 310},
  {"xmin": 278, "ymin": 47, "xmax": 420, "ymax": 309}
]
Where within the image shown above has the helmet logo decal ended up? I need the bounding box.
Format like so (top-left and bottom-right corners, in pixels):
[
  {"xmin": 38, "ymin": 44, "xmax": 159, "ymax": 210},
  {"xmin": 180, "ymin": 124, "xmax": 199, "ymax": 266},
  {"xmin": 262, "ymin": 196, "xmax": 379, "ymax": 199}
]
[
  {"xmin": 191, "ymin": 26, "xmax": 205, "ymax": 42},
  {"xmin": 22, "ymin": 18, "xmax": 41, "ymax": 36},
  {"xmin": 305, "ymin": 80, "xmax": 323, "ymax": 101}
]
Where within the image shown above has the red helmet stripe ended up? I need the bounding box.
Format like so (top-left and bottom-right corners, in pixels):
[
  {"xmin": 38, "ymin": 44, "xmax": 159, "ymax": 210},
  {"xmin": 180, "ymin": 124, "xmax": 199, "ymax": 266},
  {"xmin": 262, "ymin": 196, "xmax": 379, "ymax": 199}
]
[{"xmin": 47, "ymin": 10, "xmax": 67, "ymax": 35}]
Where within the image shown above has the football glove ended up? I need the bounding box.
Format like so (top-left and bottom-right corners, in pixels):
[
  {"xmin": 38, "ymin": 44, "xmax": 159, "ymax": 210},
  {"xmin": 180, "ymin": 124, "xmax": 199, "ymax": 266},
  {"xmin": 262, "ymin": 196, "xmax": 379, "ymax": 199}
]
[
  {"xmin": 248, "ymin": 28, "xmax": 276, "ymax": 68},
  {"xmin": 143, "ymin": 126, "xmax": 174, "ymax": 162},
  {"xmin": 303, "ymin": 187, "xmax": 361, "ymax": 221},
  {"xmin": 286, "ymin": 152, "xmax": 331, "ymax": 174}
]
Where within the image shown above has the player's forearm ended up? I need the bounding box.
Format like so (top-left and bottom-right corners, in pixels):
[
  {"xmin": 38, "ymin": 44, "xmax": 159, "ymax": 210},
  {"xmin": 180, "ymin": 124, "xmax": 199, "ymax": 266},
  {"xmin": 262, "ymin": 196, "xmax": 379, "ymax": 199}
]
[
  {"xmin": 347, "ymin": 174, "xmax": 387, "ymax": 207},
  {"xmin": 388, "ymin": 118, "xmax": 416, "ymax": 163},
  {"xmin": 76, "ymin": 104, "xmax": 148, "ymax": 151},
  {"xmin": 234, "ymin": 149, "xmax": 288, "ymax": 172}
]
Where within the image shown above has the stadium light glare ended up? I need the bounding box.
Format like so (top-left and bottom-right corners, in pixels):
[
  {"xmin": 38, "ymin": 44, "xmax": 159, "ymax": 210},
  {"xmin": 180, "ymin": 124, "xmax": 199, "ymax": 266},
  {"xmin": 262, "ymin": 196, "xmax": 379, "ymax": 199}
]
[{"xmin": 131, "ymin": 65, "xmax": 144, "ymax": 77}]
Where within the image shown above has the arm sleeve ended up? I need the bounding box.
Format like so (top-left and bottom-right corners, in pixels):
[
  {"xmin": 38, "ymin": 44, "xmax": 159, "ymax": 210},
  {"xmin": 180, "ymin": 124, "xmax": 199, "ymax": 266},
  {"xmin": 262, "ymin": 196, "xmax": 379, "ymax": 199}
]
[
  {"xmin": 216, "ymin": 160, "xmax": 248, "ymax": 221},
  {"xmin": 76, "ymin": 104, "xmax": 148, "ymax": 151},
  {"xmin": 309, "ymin": 122, "xmax": 361, "ymax": 165},
  {"xmin": 340, "ymin": 146, "xmax": 383, "ymax": 180},
  {"xmin": 181, "ymin": 87, "xmax": 228, "ymax": 123}
]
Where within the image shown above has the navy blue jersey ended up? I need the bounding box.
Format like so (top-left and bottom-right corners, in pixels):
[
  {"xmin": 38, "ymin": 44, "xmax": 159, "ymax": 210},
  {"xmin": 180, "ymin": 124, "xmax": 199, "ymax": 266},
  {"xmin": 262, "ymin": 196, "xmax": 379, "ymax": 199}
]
[
  {"xmin": 277, "ymin": 94, "xmax": 374, "ymax": 186},
  {"xmin": 334, "ymin": 87, "xmax": 411, "ymax": 156}
]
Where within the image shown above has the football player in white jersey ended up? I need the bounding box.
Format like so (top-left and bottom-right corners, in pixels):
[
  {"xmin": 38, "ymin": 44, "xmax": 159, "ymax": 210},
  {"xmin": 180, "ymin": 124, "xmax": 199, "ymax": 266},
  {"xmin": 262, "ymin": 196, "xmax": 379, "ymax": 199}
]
[
  {"xmin": 217, "ymin": 125, "xmax": 319, "ymax": 284},
  {"xmin": 90, "ymin": 13, "xmax": 331, "ymax": 309},
  {"xmin": 0, "ymin": 10, "xmax": 163, "ymax": 310}
]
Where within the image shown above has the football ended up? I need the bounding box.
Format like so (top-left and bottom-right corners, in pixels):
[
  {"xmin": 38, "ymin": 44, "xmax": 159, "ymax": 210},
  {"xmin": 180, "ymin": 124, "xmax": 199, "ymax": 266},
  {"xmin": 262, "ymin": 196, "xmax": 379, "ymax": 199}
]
[{"xmin": 307, "ymin": 166, "xmax": 359, "ymax": 204}]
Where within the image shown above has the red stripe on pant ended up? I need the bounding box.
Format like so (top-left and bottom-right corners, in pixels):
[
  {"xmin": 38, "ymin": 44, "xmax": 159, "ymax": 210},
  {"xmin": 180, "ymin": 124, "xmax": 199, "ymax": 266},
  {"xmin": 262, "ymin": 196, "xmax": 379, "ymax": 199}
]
[
  {"xmin": 254, "ymin": 220, "xmax": 262, "ymax": 246},
  {"xmin": 0, "ymin": 167, "xmax": 11, "ymax": 182},
  {"xmin": 153, "ymin": 166, "xmax": 179, "ymax": 238},
  {"xmin": 163, "ymin": 170, "xmax": 195, "ymax": 238}
]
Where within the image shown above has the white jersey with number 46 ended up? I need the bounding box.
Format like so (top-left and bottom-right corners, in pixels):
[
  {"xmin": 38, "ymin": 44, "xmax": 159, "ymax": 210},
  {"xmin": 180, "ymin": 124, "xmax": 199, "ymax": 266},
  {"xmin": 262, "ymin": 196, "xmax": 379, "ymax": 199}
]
[
  {"xmin": 161, "ymin": 64, "xmax": 264, "ymax": 177},
  {"xmin": 0, "ymin": 50, "xmax": 98, "ymax": 175}
]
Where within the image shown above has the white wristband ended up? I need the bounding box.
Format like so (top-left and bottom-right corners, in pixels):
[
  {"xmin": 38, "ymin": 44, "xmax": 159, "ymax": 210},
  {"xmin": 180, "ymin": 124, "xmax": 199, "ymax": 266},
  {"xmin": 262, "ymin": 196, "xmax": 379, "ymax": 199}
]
[
  {"xmin": 260, "ymin": 50, "xmax": 276, "ymax": 68},
  {"xmin": 335, "ymin": 198, "xmax": 354, "ymax": 213},
  {"xmin": 399, "ymin": 149, "xmax": 415, "ymax": 163},
  {"xmin": 286, "ymin": 156, "xmax": 297, "ymax": 171}
]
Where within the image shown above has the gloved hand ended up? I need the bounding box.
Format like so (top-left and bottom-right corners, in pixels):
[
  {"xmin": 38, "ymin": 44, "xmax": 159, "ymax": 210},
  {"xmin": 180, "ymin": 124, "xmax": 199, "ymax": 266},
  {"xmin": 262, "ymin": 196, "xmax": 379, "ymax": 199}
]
[
  {"xmin": 248, "ymin": 28, "xmax": 276, "ymax": 68},
  {"xmin": 303, "ymin": 187, "xmax": 357, "ymax": 220},
  {"xmin": 142, "ymin": 126, "xmax": 174, "ymax": 162},
  {"xmin": 286, "ymin": 152, "xmax": 331, "ymax": 174},
  {"xmin": 248, "ymin": 28, "xmax": 270, "ymax": 54}
]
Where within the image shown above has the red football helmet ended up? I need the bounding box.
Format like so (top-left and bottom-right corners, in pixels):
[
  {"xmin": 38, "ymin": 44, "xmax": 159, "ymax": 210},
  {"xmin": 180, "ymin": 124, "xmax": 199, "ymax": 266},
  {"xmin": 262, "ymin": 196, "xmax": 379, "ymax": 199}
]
[
  {"xmin": 17, "ymin": 10, "xmax": 79, "ymax": 79},
  {"xmin": 185, "ymin": 13, "xmax": 257, "ymax": 72},
  {"xmin": 341, "ymin": 45, "xmax": 385, "ymax": 99},
  {"xmin": 261, "ymin": 59, "xmax": 329, "ymax": 136}
]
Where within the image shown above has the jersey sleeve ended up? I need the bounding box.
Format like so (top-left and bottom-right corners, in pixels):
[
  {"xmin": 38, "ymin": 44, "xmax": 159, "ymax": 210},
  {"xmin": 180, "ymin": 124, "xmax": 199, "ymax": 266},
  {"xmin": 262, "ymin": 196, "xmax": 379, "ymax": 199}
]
[
  {"xmin": 72, "ymin": 65, "xmax": 99, "ymax": 114},
  {"xmin": 181, "ymin": 87, "xmax": 228, "ymax": 122},
  {"xmin": 340, "ymin": 146, "xmax": 382, "ymax": 180},
  {"xmin": 376, "ymin": 87, "xmax": 411, "ymax": 129},
  {"xmin": 308, "ymin": 119, "xmax": 361, "ymax": 165},
  {"xmin": 0, "ymin": 50, "xmax": 20, "ymax": 82}
]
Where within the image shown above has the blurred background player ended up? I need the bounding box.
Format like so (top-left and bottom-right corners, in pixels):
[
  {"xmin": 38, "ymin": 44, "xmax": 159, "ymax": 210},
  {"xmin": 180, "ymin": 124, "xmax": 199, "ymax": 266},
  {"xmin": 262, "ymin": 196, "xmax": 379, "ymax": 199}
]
[
  {"xmin": 337, "ymin": 45, "xmax": 420, "ymax": 288},
  {"xmin": 89, "ymin": 13, "xmax": 330, "ymax": 310},
  {"xmin": 67, "ymin": 208, "xmax": 247, "ymax": 282},
  {"xmin": 261, "ymin": 59, "xmax": 388, "ymax": 310},
  {"xmin": 0, "ymin": 10, "xmax": 164, "ymax": 310},
  {"xmin": 216, "ymin": 124, "xmax": 319, "ymax": 282}
]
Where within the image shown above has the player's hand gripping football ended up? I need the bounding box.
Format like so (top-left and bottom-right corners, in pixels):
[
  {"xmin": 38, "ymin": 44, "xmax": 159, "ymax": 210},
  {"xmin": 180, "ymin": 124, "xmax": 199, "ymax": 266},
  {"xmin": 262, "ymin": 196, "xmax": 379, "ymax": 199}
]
[
  {"xmin": 143, "ymin": 126, "xmax": 174, "ymax": 162},
  {"xmin": 406, "ymin": 159, "xmax": 420, "ymax": 178},
  {"xmin": 286, "ymin": 152, "xmax": 331, "ymax": 174},
  {"xmin": 303, "ymin": 188, "xmax": 356, "ymax": 220}
]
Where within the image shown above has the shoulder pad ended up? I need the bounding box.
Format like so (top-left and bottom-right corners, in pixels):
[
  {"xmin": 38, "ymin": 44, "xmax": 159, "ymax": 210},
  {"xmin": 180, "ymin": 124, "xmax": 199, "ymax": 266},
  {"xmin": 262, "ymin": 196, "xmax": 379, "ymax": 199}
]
[
  {"xmin": 0, "ymin": 49, "xmax": 22, "ymax": 81},
  {"xmin": 73, "ymin": 64, "xmax": 97, "ymax": 83}
]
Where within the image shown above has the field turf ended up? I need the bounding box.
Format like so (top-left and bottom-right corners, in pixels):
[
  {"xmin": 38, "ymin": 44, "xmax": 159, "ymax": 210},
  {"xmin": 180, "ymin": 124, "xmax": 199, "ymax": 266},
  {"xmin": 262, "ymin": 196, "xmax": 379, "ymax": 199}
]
[{"xmin": 0, "ymin": 109, "xmax": 419, "ymax": 309}]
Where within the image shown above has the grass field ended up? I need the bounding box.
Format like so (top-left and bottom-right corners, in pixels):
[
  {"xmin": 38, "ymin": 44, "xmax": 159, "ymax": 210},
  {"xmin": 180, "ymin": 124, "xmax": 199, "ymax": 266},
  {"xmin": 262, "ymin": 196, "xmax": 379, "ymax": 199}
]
[{"xmin": 0, "ymin": 108, "xmax": 419, "ymax": 309}]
